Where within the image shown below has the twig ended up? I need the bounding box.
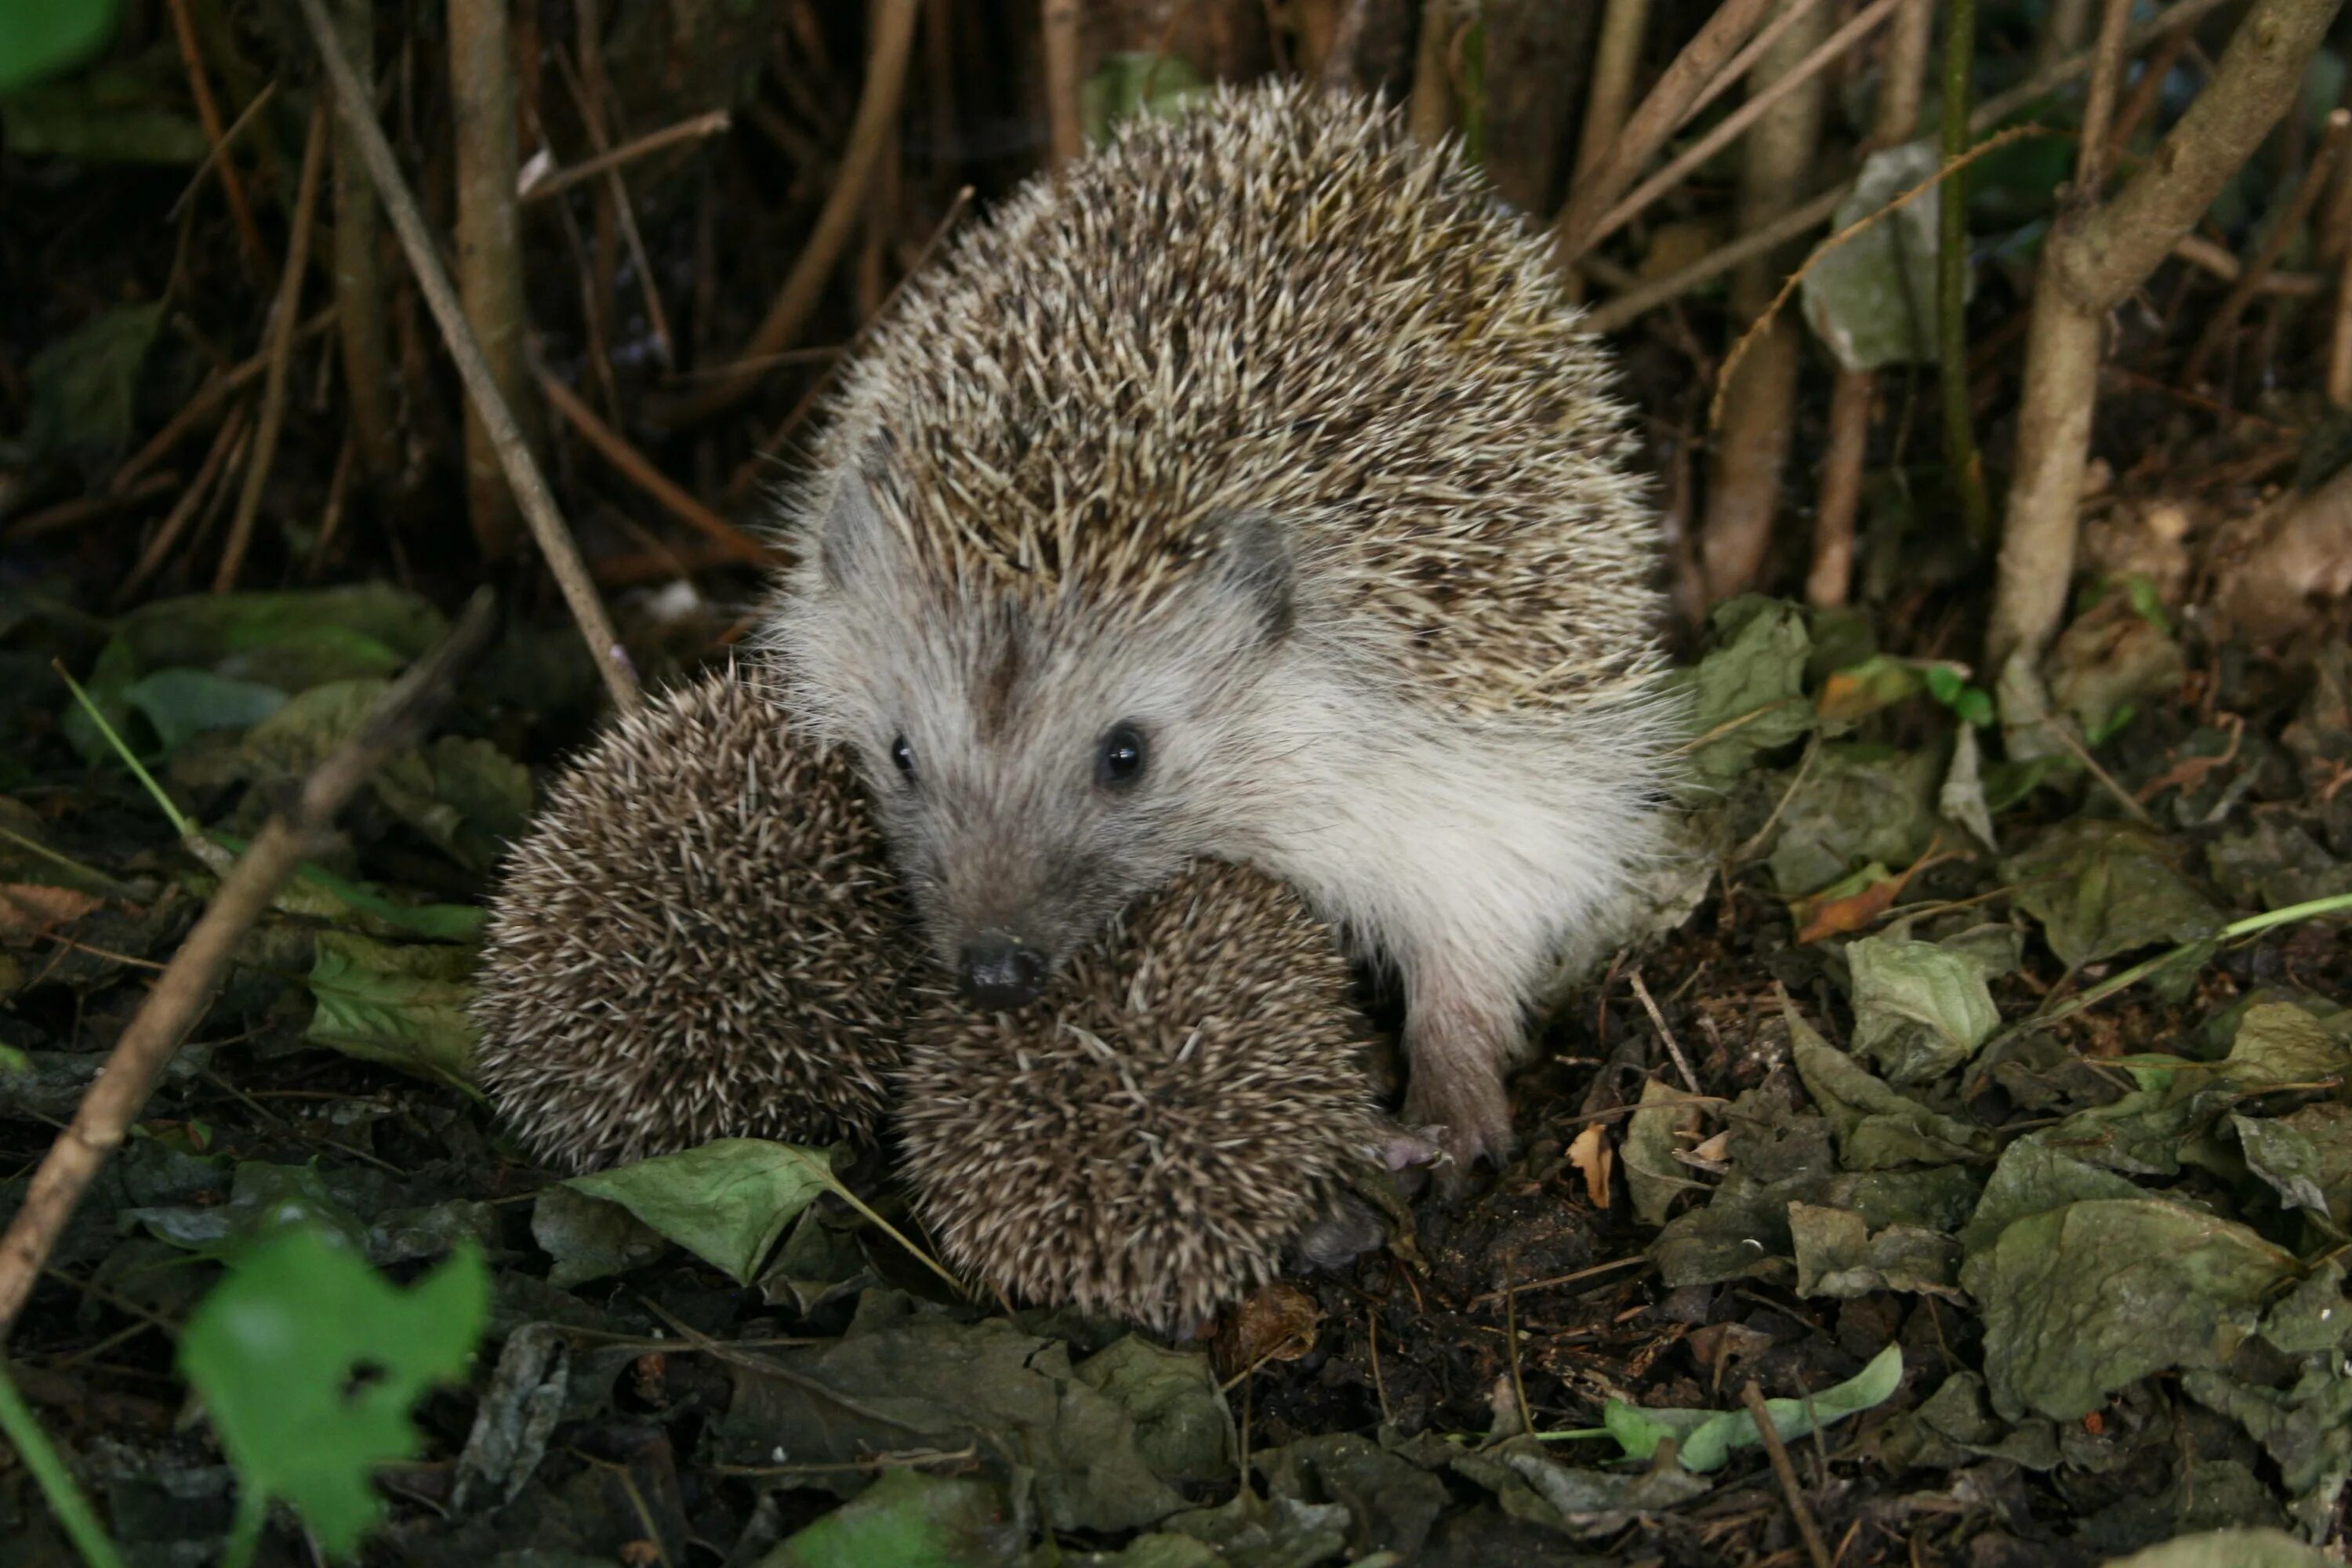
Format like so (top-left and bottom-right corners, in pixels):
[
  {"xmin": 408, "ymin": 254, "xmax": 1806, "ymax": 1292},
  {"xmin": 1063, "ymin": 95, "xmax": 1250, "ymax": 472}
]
[
  {"xmin": 1573, "ymin": 0, "xmax": 1652, "ymax": 187},
  {"xmin": 5, "ymin": 472, "xmax": 179, "ymax": 539},
  {"xmin": 0, "ymin": 593, "xmax": 500, "ymax": 1338},
  {"xmin": 1740, "ymin": 1380, "xmax": 1834, "ymax": 1568},
  {"xmin": 2035, "ymin": 714, "xmax": 2161, "ymax": 827},
  {"xmin": 163, "ymin": 0, "xmax": 267, "ymax": 278},
  {"xmin": 119, "ymin": 409, "xmax": 247, "ymax": 608},
  {"xmin": 296, "ymin": 0, "xmax": 640, "ymax": 710},
  {"xmin": 534, "ymin": 364, "xmax": 771, "ymax": 563},
  {"xmin": 657, "ymin": 0, "xmax": 920, "ymax": 425},
  {"xmin": 165, "ymin": 78, "xmax": 278, "ymax": 226},
  {"xmin": 215, "ymin": 101, "xmax": 329, "ymax": 594},
  {"xmin": 1708, "ymin": 127, "xmax": 2049, "ymax": 424},
  {"xmin": 307, "ymin": 433, "xmax": 360, "ymax": 582},
  {"xmin": 546, "ymin": 44, "xmax": 680, "ymax": 372},
  {"xmin": 2172, "ymin": 234, "xmax": 2327, "ymax": 294},
  {"xmin": 2072, "ymin": 0, "xmax": 2135, "ymax": 201},
  {"xmin": 1465, "ymin": 1255, "xmax": 1650, "ymax": 1310},
  {"xmin": 1041, "ymin": 0, "xmax": 1084, "ymax": 168},
  {"xmin": 1675, "ymin": 0, "xmax": 1842, "ymax": 146},
  {"xmin": 521, "ymin": 109, "xmax": 731, "ymax": 204},
  {"xmin": 109, "ymin": 307, "xmax": 334, "ymax": 495},
  {"xmin": 331, "ymin": 0, "xmax": 397, "ymax": 478},
  {"xmin": 2182, "ymin": 109, "xmax": 2350, "ymax": 390},
  {"xmin": 1501, "ymin": 1276, "xmax": 1533, "ymax": 1437},
  {"xmin": 1586, "ymin": 184, "xmax": 1848, "ymax": 332},
  {"xmin": 1588, "ymin": 0, "xmax": 1907, "ymax": 254},
  {"xmin": 1938, "ymin": 0, "xmax": 1994, "ymax": 544},
  {"xmin": 2333, "ymin": 222, "xmax": 2352, "ymax": 405},
  {"xmin": 1628, "ymin": 969, "xmax": 1702, "ymax": 1095},
  {"xmin": 1970, "ymin": 0, "xmax": 2239, "ymax": 130},
  {"xmin": 1552, "ymin": 0, "xmax": 1780, "ymax": 266},
  {"xmin": 450, "ymin": 0, "xmax": 536, "ymax": 558}
]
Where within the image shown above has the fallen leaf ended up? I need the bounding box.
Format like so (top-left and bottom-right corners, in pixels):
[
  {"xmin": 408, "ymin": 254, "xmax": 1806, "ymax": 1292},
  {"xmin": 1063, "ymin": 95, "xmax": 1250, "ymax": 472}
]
[
  {"xmin": 1566, "ymin": 1123, "xmax": 1613, "ymax": 1208},
  {"xmin": 1214, "ymin": 1283, "xmax": 1321, "ymax": 1381},
  {"xmin": 566, "ymin": 1138, "xmax": 840, "ymax": 1287},
  {"xmin": 0, "ymin": 882, "xmax": 100, "ymax": 935}
]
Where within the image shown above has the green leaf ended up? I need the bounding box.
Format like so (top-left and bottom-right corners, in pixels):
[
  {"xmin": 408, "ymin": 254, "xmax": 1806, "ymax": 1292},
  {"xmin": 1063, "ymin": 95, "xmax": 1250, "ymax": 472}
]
[
  {"xmin": 305, "ymin": 932, "xmax": 479, "ymax": 1090},
  {"xmin": 2234, "ymin": 1114, "xmax": 2334, "ymax": 1218},
  {"xmin": 179, "ymin": 1228, "xmax": 488, "ymax": 1558},
  {"xmin": 1766, "ymin": 744, "xmax": 1943, "ymax": 898},
  {"xmin": 2002, "ymin": 819, "xmax": 2224, "ymax": 969},
  {"xmin": 1623, "ymin": 1077, "xmax": 1711, "ymax": 1226},
  {"xmin": 1964, "ymin": 1198, "xmax": 2298, "ymax": 1421},
  {"xmin": 1601, "ymin": 1343, "xmax": 1902, "ymax": 1473},
  {"xmin": 23, "ymin": 299, "xmax": 162, "ymax": 466},
  {"xmin": 0, "ymin": 0, "xmax": 120, "ymax": 92},
  {"xmin": 1801, "ymin": 143, "xmax": 1949, "ymax": 371},
  {"xmin": 1846, "ymin": 931, "xmax": 2002, "ymax": 1085},
  {"xmin": 1081, "ymin": 52, "xmax": 1211, "ymax": 145},
  {"xmin": 755, "ymin": 1466, "xmax": 1015, "ymax": 1568},
  {"xmin": 2098, "ymin": 1528, "xmax": 2333, "ymax": 1568},
  {"xmin": 566, "ymin": 1138, "xmax": 840, "ymax": 1285},
  {"xmin": 0, "ymin": 48, "xmax": 206, "ymax": 163},
  {"xmin": 1076, "ymin": 1338, "xmax": 1232, "ymax": 1487},
  {"xmin": 1784, "ymin": 995, "xmax": 1994, "ymax": 1168},
  {"xmin": 1788, "ymin": 1203, "xmax": 1961, "ymax": 1300},
  {"xmin": 120, "ymin": 669, "xmax": 289, "ymax": 756},
  {"xmin": 1671, "ymin": 597, "xmax": 1814, "ymax": 785}
]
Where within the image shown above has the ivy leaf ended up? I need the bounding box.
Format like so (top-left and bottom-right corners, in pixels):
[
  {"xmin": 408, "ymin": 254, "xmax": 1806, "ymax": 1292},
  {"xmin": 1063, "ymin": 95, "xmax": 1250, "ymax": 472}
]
[{"xmin": 179, "ymin": 1227, "xmax": 488, "ymax": 1557}]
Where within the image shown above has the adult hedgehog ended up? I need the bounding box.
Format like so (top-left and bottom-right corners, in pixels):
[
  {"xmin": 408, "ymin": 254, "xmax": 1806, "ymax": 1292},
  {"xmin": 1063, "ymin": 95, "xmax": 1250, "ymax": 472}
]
[{"xmin": 767, "ymin": 80, "xmax": 1672, "ymax": 1182}]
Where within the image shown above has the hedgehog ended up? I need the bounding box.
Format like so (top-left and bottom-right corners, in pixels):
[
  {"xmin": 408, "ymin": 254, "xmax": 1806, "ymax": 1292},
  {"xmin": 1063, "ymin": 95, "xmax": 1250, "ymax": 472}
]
[
  {"xmin": 471, "ymin": 667, "xmax": 929, "ymax": 1172},
  {"xmin": 762, "ymin": 78, "xmax": 1675, "ymax": 1184},
  {"xmin": 894, "ymin": 859, "xmax": 1392, "ymax": 1333}
]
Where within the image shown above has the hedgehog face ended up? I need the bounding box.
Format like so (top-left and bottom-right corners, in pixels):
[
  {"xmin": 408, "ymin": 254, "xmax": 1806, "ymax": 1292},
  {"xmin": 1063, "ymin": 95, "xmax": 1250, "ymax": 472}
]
[{"xmin": 774, "ymin": 472, "xmax": 1296, "ymax": 1009}]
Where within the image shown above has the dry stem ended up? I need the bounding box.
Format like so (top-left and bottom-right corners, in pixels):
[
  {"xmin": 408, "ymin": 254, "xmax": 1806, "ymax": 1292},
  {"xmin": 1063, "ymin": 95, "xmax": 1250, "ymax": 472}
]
[
  {"xmin": 1552, "ymin": 0, "xmax": 1778, "ymax": 267},
  {"xmin": 330, "ymin": 0, "xmax": 397, "ymax": 478},
  {"xmin": 215, "ymin": 102, "xmax": 328, "ymax": 594},
  {"xmin": 521, "ymin": 110, "xmax": 732, "ymax": 205},
  {"xmin": 2182, "ymin": 109, "xmax": 2350, "ymax": 390},
  {"xmin": 1987, "ymin": 0, "xmax": 2344, "ymax": 674},
  {"xmin": 451, "ymin": 0, "xmax": 539, "ymax": 559},
  {"xmin": 164, "ymin": 0, "xmax": 267, "ymax": 279},
  {"xmin": 1741, "ymin": 1381, "xmax": 1835, "ymax": 1568},
  {"xmin": 0, "ymin": 593, "xmax": 500, "ymax": 1339},
  {"xmin": 1407, "ymin": 0, "xmax": 1456, "ymax": 144},
  {"xmin": 2072, "ymin": 0, "xmax": 2136, "ymax": 201},
  {"xmin": 1700, "ymin": 1, "xmax": 1834, "ymax": 602},
  {"xmin": 1041, "ymin": 0, "xmax": 1085, "ymax": 168},
  {"xmin": 296, "ymin": 0, "xmax": 641, "ymax": 710},
  {"xmin": 1938, "ymin": 0, "xmax": 1994, "ymax": 544},
  {"xmin": 535, "ymin": 365, "xmax": 771, "ymax": 564},
  {"xmin": 655, "ymin": 0, "xmax": 920, "ymax": 426}
]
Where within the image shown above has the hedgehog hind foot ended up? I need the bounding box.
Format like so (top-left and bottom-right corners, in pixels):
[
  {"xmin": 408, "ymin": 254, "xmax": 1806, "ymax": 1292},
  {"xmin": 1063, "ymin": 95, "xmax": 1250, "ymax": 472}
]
[{"xmin": 1401, "ymin": 1058, "xmax": 1516, "ymax": 1200}]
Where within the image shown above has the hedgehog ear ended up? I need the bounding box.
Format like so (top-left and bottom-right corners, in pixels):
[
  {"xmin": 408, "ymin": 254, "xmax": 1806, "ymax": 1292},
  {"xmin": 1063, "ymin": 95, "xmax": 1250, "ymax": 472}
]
[
  {"xmin": 1212, "ymin": 512, "xmax": 1294, "ymax": 642},
  {"xmin": 815, "ymin": 456, "xmax": 901, "ymax": 593}
]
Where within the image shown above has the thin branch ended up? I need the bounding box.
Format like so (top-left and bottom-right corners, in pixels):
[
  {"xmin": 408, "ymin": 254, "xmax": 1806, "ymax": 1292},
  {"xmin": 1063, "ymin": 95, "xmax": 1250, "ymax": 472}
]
[
  {"xmin": 0, "ymin": 593, "xmax": 500, "ymax": 1338},
  {"xmin": 330, "ymin": 0, "xmax": 397, "ymax": 478},
  {"xmin": 1041, "ymin": 0, "xmax": 1085, "ymax": 168},
  {"xmin": 1589, "ymin": 0, "xmax": 1907, "ymax": 252},
  {"xmin": 545, "ymin": 44, "xmax": 682, "ymax": 371},
  {"xmin": 2071, "ymin": 0, "xmax": 2135, "ymax": 201},
  {"xmin": 534, "ymin": 364, "xmax": 771, "ymax": 564},
  {"xmin": 296, "ymin": 0, "xmax": 641, "ymax": 710},
  {"xmin": 1741, "ymin": 1381, "xmax": 1835, "ymax": 1568},
  {"xmin": 450, "ymin": 0, "xmax": 536, "ymax": 558},
  {"xmin": 1971, "ymin": 0, "xmax": 2239, "ymax": 129},
  {"xmin": 521, "ymin": 109, "xmax": 731, "ymax": 204},
  {"xmin": 110, "ymin": 307, "xmax": 335, "ymax": 495},
  {"xmin": 2182, "ymin": 108, "xmax": 2350, "ymax": 390},
  {"xmin": 1585, "ymin": 184, "xmax": 1848, "ymax": 333},
  {"xmin": 1939, "ymin": 0, "xmax": 1994, "ymax": 543},
  {"xmin": 653, "ymin": 0, "xmax": 920, "ymax": 425},
  {"xmin": 119, "ymin": 410, "xmax": 247, "ymax": 608},
  {"xmin": 163, "ymin": 0, "xmax": 267, "ymax": 278},
  {"xmin": 1552, "ymin": 0, "xmax": 1780, "ymax": 266},
  {"xmin": 215, "ymin": 101, "xmax": 329, "ymax": 594}
]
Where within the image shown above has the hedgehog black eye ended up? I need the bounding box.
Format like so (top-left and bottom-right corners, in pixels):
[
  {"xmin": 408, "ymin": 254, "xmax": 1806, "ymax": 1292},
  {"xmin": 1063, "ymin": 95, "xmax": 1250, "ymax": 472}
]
[
  {"xmin": 1098, "ymin": 724, "xmax": 1147, "ymax": 789},
  {"xmin": 890, "ymin": 735, "xmax": 916, "ymax": 782}
]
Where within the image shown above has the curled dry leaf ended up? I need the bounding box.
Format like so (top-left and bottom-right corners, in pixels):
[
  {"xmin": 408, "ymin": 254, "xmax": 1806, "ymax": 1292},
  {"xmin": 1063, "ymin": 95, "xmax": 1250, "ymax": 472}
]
[
  {"xmin": 1566, "ymin": 1121, "xmax": 1614, "ymax": 1207},
  {"xmin": 1214, "ymin": 1281, "xmax": 1322, "ymax": 1381}
]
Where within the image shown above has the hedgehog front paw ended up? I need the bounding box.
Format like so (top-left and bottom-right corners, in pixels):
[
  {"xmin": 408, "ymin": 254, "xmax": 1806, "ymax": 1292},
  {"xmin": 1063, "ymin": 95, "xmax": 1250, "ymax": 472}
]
[{"xmin": 1403, "ymin": 1072, "xmax": 1515, "ymax": 1199}]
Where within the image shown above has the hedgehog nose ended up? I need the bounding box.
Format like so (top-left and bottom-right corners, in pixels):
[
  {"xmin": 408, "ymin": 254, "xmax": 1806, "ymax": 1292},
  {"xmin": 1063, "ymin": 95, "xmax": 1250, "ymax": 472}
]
[{"xmin": 959, "ymin": 935, "xmax": 1046, "ymax": 1010}]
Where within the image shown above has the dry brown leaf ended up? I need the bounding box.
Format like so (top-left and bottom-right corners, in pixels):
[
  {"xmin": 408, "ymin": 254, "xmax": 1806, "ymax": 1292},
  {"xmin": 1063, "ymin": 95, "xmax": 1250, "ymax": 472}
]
[
  {"xmin": 0, "ymin": 884, "xmax": 103, "ymax": 937},
  {"xmin": 1566, "ymin": 1121, "xmax": 1614, "ymax": 1207},
  {"xmin": 1213, "ymin": 1281, "xmax": 1321, "ymax": 1381}
]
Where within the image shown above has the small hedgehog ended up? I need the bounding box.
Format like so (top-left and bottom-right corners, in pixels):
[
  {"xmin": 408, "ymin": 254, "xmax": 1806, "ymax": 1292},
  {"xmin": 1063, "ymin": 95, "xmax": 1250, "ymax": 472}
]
[
  {"xmin": 472, "ymin": 668, "xmax": 927, "ymax": 1172},
  {"xmin": 765, "ymin": 79, "xmax": 1675, "ymax": 1183},
  {"xmin": 895, "ymin": 861, "xmax": 1389, "ymax": 1333}
]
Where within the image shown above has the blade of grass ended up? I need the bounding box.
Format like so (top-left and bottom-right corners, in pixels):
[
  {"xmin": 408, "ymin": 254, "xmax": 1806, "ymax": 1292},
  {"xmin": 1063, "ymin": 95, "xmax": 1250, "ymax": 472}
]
[{"xmin": 0, "ymin": 1360, "xmax": 131, "ymax": 1568}]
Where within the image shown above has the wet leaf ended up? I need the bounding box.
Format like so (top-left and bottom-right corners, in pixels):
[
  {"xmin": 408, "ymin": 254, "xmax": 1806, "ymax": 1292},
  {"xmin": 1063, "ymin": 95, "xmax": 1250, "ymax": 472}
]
[
  {"xmin": 532, "ymin": 1184, "xmax": 670, "ymax": 1290},
  {"xmin": 1965, "ymin": 1198, "xmax": 2298, "ymax": 1421},
  {"xmin": 179, "ymin": 1227, "xmax": 488, "ymax": 1556},
  {"xmin": 1623, "ymin": 1077, "xmax": 1708, "ymax": 1225},
  {"xmin": 758, "ymin": 1205, "xmax": 877, "ymax": 1318},
  {"xmin": 305, "ymin": 931, "xmax": 478, "ymax": 1090},
  {"xmin": 2223, "ymin": 1003, "xmax": 2352, "ymax": 1089},
  {"xmin": 1802, "ymin": 141, "xmax": 1947, "ymax": 371},
  {"xmin": 448, "ymin": 1323, "xmax": 569, "ymax": 1512},
  {"xmin": 1672, "ymin": 597, "xmax": 1813, "ymax": 785},
  {"xmin": 1602, "ymin": 1342, "xmax": 1902, "ymax": 1472},
  {"xmin": 2206, "ymin": 816, "xmax": 2352, "ymax": 913},
  {"xmin": 2234, "ymin": 1114, "xmax": 2334, "ymax": 1218},
  {"xmin": 0, "ymin": 0, "xmax": 120, "ymax": 91},
  {"xmin": 1880, "ymin": 1371, "xmax": 2062, "ymax": 1472},
  {"xmin": 1160, "ymin": 1490, "xmax": 1350, "ymax": 1566},
  {"xmin": 565, "ymin": 1138, "xmax": 839, "ymax": 1286},
  {"xmin": 1846, "ymin": 930, "xmax": 2002, "ymax": 1084},
  {"xmin": 2047, "ymin": 590, "xmax": 2187, "ymax": 742},
  {"xmin": 1940, "ymin": 723, "xmax": 2000, "ymax": 851},
  {"xmin": 2180, "ymin": 1361, "xmax": 2352, "ymax": 1537},
  {"xmin": 119, "ymin": 668, "xmax": 289, "ymax": 756},
  {"xmin": 1476, "ymin": 1443, "xmax": 1711, "ymax": 1533},
  {"xmin": 1955, "ymin": 1136, "xmax": 2151, "ymax": 1255},
  {"xmin": 753, "ymin": 1467, "xmax": 1018, "ymax": 1568},
  {"xmin": 23, "ymin": 299, "xmax": 163, "ymax": 466},
  {"xmin": 2098, "ymin": 1529, "xmax": 2332, "ymax": 1568},
  {"xmin": 2002, "ymin": 819, "xmax": 2224, "ymax": 968},
  {"xmin": 1077, "ymin": 1338, "xmax": 1232, "ymax": 1486},
  {"xmin": 1785, "ymin": 995, "xmax": 1994, "ymax": 1167},
  {"xmin": 370, "ymin": 735, "xmax": 534, "ymax": 872},
  {"xmin": 1767, "ymin": 745, "xmax": 1942, "ymax": 898},
  {"xmin": 125, "ymin": 1161, "xmax": 371, "ymax": 1258},
  {"xmin": 1254, "ymin": 1432, "xmax": 1446, "ymax": 1560},
  {"xmin": 1788, "ymin": 1203, "xmax": 1962, "ymax": 1299}
]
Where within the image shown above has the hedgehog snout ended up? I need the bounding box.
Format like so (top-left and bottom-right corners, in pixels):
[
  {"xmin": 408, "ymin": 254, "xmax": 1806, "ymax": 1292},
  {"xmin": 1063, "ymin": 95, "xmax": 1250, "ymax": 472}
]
[{"xmin": 957, "ymin": 933, "xmax": 1047, "ymax": 1011}]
